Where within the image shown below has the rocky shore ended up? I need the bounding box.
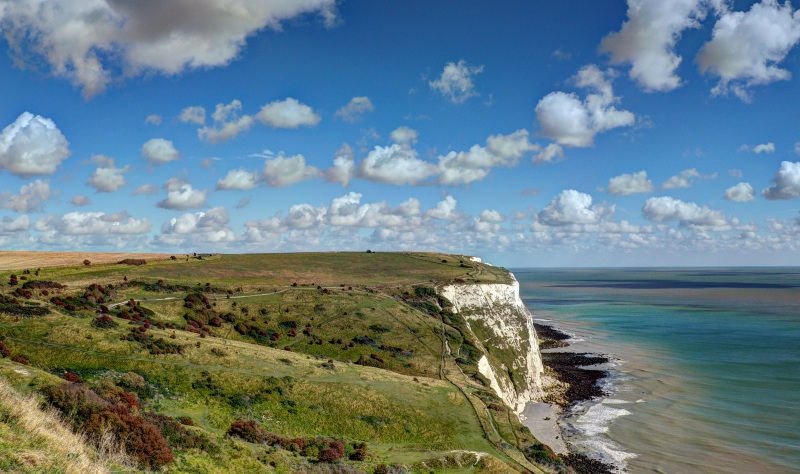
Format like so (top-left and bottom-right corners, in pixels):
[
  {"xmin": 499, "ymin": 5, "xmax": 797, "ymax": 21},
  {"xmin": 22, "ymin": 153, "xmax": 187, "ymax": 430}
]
[{"xmin": 535, "ymin": 323, "xmax": 616, "ymax": 474}]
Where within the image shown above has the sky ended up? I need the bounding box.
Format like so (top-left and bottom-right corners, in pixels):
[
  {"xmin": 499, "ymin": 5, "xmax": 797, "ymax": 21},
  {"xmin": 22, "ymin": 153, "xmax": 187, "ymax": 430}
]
[{"xmin": 1, "ymin": 0, "xmax": 800, "ymax": 267}]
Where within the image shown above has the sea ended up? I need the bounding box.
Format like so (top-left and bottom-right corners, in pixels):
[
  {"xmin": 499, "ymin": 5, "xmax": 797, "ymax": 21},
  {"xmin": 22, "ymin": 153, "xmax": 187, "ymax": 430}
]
[{"xmin": 513, "ymin": 268, "xmax": 800, "ymax": 474}]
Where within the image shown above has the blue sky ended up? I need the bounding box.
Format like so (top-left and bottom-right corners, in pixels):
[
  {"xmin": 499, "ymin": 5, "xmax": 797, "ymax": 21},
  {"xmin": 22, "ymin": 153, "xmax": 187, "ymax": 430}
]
[{"xmin": 2, "ymin": 0, "xmax": 800, "ymax": 267}]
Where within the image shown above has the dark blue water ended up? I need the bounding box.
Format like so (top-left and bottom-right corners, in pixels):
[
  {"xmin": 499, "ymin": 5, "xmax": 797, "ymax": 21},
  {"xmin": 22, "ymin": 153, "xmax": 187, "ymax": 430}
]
[{"xmin": 514, "ymin": 268, "xmax": 800, "ymax": 473}]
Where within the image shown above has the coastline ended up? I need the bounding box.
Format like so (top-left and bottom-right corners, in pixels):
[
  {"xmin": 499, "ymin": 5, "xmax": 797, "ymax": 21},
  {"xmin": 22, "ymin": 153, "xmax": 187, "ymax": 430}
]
[{"xmin": 520, "ymin": 321, "xmax": 618, "ymax": 473}]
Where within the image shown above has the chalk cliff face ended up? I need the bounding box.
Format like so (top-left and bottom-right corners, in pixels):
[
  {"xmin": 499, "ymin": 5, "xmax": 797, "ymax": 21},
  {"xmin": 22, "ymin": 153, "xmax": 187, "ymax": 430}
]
[{"xmin": 440, "ymin": 273, "xmax": 544, "ymax": 414}]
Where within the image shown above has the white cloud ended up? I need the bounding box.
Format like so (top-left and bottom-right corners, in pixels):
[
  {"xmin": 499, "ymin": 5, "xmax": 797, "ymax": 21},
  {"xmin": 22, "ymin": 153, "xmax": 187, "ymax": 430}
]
[
  {"xmin": 762, "ymin": 161, "xmax": 800, "ymax": 200},
  {"xmin": 323, "ymin": 144, "xmax": 355, "ymax": 187},
  {"xmin": 156, "ymin": 182, "xmax": 209, "ymax": 210},
  {"xmin": 0, "ymin": 112, "xmax": 70, "ymax": 178},
  {"xmin": 538, "ymin": 190, "xmax": 612, "ymax": 226},
  {"xmin": 429, "ymin": 60, "xmax": 484, "ymax": 104},
  {"xmin": 216, "ymin": 168, "xmax": 259, "ymax": 191},
  {"xmin": 724, "ymin": 182, "xmax": 756, "ymax": 201},
  {"xmin": 142, "ymin": 138, "xmax": 180, "ymax": 166},
  {"xmin": 607, "ymin": 170, "xmax": 654, "ymax": 195},
  {"xmin": 753, "ymin": 142, "xmax": 776, "ymax": 154},
  {"xmin": 536, "ymin": 65, "xmax": 634, "ymax": 147},
  {"xmin": 389, "ymin": 126, "xmax": 419, "ymax": 148},
  {"xmin": 35, "ymin": 211, "xmax": 151, "ymax": 236},
  {"xmin": 261, "ymin": 154, "xmax": 319, "ymax": 187},
  {"xmin": 533, "ymin": 144, "xmax": 564, "ymax": 164},
  {"xmin": 358, "ymin": 144, "xmax": 437, "ymax": 185},
  {"xmin": 284, "ymin": 203, "xmax": 327, "ymax": 229},
  {"xmin": 0, "ymin": 0, "xmax": 338, "ymax": 98},
  {"xmin": 795, "ymin": 142, "xmax": 800, "ymax": 155},
  {"xmin": 740, "ymin": 142, "xmax": 776, "ymax": 153},
  {"xmin": 697, "ymin": 0, "xmax": 800, "ymax": 101},
  {"xmin": 131, "ymin": 184, "xmax": 159, "ymax": 196},
  {"xmin": 86, "ymin": 156, "xmax": 130, "ymax": 192},
  {"xmin": 326, "ymin": 192, "xmax": 415, "ymax": 228},
  {"xmin": 198, "ymin": 100, "xmax": 255, "ymax": 143},
  {"xmin": 729, "ymin": 168, "xmax": 743, "ymax": 178},
  {"xmin": 179, "ymin": 106, "xmax": 206, "ymax": 125},
  {"xmin": 478, "ymin": 210, "xmax": 505, "ymax": 223},
  {"xmin": 69, "ymin": 194, "xmax": 91, "ymax": 206},
  {"xmin": 424, "ymin": 196, "xmax": 460, "ymax": 220},
  {"xmin": 642, "ymin": 196, "xmax": 731, "ymax": 230},
  {"xmin": 155, "ymin": 207, "xmax": 236, "ymax": 247},
  {"xmin": 335, "ymin": 97, "xmax": 374, "ymax": 122},
  {"xmin": 0, "ymin": 215, "xmax": 30, "ymax": 234},
  {"xmin": 660, "ymin": 168, "xmax": 708, "ymax": 189},
  {"xmin": 145, "ymin": 114, "xmax": 162, "ymax": 125},
  {"xmin": 0, "ymin": 179, "xmax": 52, "ymax": 212},
  {"xmin": 256, "ymin": 98, "xmax": 321, "ymax": 129},
  {"xmin": 436, "ymin": 129, "xmax": 539, "ymax": 185},
  {"xmin": 600, "ymin": 0, "xmax": 720, "ymax": 92}
]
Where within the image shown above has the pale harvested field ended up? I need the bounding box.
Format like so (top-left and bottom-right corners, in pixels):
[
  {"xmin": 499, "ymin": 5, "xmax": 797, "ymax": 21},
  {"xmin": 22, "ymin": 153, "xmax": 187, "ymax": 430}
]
[{"xmin": 0, "ymin": 251, "xmax": 172, "ymax": 270}]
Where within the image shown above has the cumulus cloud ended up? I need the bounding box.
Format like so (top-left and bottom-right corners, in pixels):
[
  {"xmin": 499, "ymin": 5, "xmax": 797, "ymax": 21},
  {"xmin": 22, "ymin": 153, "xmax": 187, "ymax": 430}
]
[
  {"xmin": 536, "ymin": 65, "xmax": 634, "ymax": 147},
  {"xmin": 600, "ymin": 0, "xmax": 721, "ymax": 91},
  {"xmin": 325, "ymin": 192, "xmax": 419, "ymax": 228},
  {"xmin": 157, "ymin": 181, "xmax": 209, "ymax": 210},
  {"xmin": 607, "ymin": 170, "xmax": 654, "ymax": 195},
  {"xmin": 335, "ymin": 97, "xmax": 374, "ymax": 122},
  {"xmin": 697, "ymin": 0, "xmax": 800, "ymax": 101},
  {"xmin": 660, "ymin": 168, "xmax": 716, "ymax": 189},
  {"xmin": 131, "ymin": 184, "xmax": 159, "ymax": 196},
  {"xmin": 256, "ymin": 98, "xmax": 321, "ymax": 129},
  {"xmin": 740, "ymin": 142, "xmax": 776, "ymax": 154},
  {"xmin": 0, "ymin": 112, "xmax": 70, "ymax": 178},
  {"xmin": 642, "ymin": 196, "xmax": 731, "ymax": 230},
  {"xmin": 145, "ymin": 114, "xmax": 162, "ymax": 125},
  {"xmin": 538, "ymin": 190, "xmax": 612, "ymax": 226},
  {"xmin": 216, "ymin": 168, "xmax": 259, "ymax": 191},
  {"xmin": 179, "ymin": 106, "xmax": 206, "ymax": 125},
  {"xmin": 198, "ymin": 100, "xmax": 254, "ymax": 143},
  {"xmin": 142, "ymin": 138, "xmax": 180, "ymax": 166},
  {"xmin": 429, "ymin": 60, "xmax": 484, "ymax": 103},
  {"xmin": 424, "ymin": 196, "xmax": 460, "ymax": 220},
  {"xmin": 323, "ymin": 144, "xmax": 355, "ymax": 187},
  {"xmin": 0, "ymin": 215, "xmax": 30, "ymax": 234},
  {"xmin": 762, "ymin": 160, "xmax": 800, "ymax": 200},
  {"xmin": 86, "ymin": 155, "xmax": 130, "ymax": 192},
  {"xmin": 436, "ymin": 129, "xmax": 539, "ymax": 185},
  {"xmin": 358, "ymin": 144, "xmax": 437, "ymax": 186},
  {"xmin": 0, "ymin": 179, "xmax": 52, "ymax": 212},
  {"xmin": 389, "ymin": 126, "xmax": 419, "ymax": 148},
  {"xmin": 533, "ymin": 143, "xmax": 564, "ymax": 164},
  {"xmin": 724, "ymin": 182, "xmax": 756, "ymax": 201},
  {"xmin": 261, "ymin": 154, "xmax": 319, "ymax": 187},
  {"xmin": 0, "ymin": 0, "xmax": 338, "ymax": 98},
  {"xmin": 34, "ymin": 211, "xmax": 151, "ymax": 248},
  {"xmin": 69, "ymin": 194, "xmax": 91, "ymax": 206},
  {"xmin": 155, "ymin": 206, "xmax": 235, "ymax": 247}
]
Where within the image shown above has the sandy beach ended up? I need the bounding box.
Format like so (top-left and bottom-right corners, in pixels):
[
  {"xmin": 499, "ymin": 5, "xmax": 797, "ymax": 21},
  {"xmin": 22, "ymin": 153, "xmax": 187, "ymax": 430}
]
[{"xmin": 520, "ymin": 401, "xmax": 568, "ymax": 454}]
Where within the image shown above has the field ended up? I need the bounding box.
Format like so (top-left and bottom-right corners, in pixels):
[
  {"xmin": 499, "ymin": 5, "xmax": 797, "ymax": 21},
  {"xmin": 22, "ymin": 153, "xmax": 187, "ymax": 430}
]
[{"xmin": 0, "ymin": 252, "xmax": 555, "ymax": 473}]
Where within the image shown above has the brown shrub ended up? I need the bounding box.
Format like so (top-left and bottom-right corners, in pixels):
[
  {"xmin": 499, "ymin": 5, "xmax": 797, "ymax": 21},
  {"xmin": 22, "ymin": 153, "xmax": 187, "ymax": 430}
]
[{"xmin": 10, "ymin": 355, "xmax": 29, "ymax": 365}]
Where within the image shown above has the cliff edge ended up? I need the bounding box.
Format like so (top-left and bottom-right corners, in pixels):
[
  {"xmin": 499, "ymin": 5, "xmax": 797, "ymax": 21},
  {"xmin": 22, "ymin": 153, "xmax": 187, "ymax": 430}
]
[{"xmin": 440, "ymin": 271, "xmax": 544, "ymax": 414}]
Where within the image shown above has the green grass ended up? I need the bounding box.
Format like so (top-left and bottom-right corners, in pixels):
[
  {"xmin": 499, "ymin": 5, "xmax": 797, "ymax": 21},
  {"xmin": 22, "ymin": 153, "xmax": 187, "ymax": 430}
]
[{"xmin": 0, "ymin": 252, "xmax": 549, "ymax": 473}]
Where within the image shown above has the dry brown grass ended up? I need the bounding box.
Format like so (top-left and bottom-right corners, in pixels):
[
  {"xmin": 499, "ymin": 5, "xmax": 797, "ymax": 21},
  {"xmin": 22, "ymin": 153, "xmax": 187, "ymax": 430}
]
[
  {"xmin": 0, "ymin": 251, "xmax": 172, "ymax": 270},
  {"xmin": 0, "ymin": 377, "xmax": 132, "ymax": 473}
]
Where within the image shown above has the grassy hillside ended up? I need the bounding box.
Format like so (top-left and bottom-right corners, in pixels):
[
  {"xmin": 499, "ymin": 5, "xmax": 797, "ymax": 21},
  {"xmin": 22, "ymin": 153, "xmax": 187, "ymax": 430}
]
[{"xmin": 0, "ymin": 252, "xmax": 558, "ymax": 473}]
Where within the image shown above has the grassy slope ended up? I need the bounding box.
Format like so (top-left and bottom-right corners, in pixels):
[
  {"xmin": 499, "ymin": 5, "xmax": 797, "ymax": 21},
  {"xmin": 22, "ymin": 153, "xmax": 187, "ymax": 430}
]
[{"xmin": 0, "ymin": 252, "xmax": 551, "ymax": 473}]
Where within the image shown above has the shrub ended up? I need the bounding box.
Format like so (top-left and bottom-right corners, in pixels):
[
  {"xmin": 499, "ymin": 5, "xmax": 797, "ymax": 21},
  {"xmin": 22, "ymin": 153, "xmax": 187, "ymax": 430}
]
[
  {"xmin": 0, "ymin": 343, "xmax": 10, "ymax": 357},
  {"xmin": 85, "ymin": 408, "xmax": 174, "ymax": 469},
  {"xmin": 63, "ymin": 372, "xmax": 80, "ymax": 382},
  {"xmin": 10, "ymin": 355, "xmax": 29, "ymax": 365},
  {"xmin": 83, "ymin": 259, "xmax": 91, "ymax": 266},
  {"xmin": 118, "ymin": 258, "xmax": 147, "ymax": 266},
  {"xmin": 179, "ymin": 417, "xmax": 194, "ymax": 426},
  {"xmin": 92, "ymin": 314, "xmax": 118, "ymax": 329},
  {"xmin": 318, "ymin": 448, "xmax": 342, "ymax": 463},
  {"xmin": 227, "ymin": 419, "xmax": 266, "ymax": 443}
]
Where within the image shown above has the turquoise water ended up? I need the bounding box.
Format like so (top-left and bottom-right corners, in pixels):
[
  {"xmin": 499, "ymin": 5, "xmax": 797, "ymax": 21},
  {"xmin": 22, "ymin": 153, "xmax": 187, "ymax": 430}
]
[{"xmin": 513, "ymin": 268, "xmax": 800, "ymax": 473}]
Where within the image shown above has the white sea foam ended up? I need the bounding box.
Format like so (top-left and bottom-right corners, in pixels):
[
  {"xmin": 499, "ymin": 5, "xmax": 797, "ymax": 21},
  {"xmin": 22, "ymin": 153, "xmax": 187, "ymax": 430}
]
[
  {"xmin": 533, "ymin": 318, "xmax": 551, "ymax": 322},
  {"xmin": 576, "ymin": 438, "xmax": 637, "ymax": 467},
  {"xmin": 574, "ymin": 404, "xmax": 631, "ymax": 436}
]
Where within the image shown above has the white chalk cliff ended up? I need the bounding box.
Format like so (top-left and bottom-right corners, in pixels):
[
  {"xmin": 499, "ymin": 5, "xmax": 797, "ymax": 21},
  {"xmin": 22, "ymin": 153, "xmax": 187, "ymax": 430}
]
[{"xmin": 440, "ymin": 272, "xmax": 544, "ymax": 414}]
